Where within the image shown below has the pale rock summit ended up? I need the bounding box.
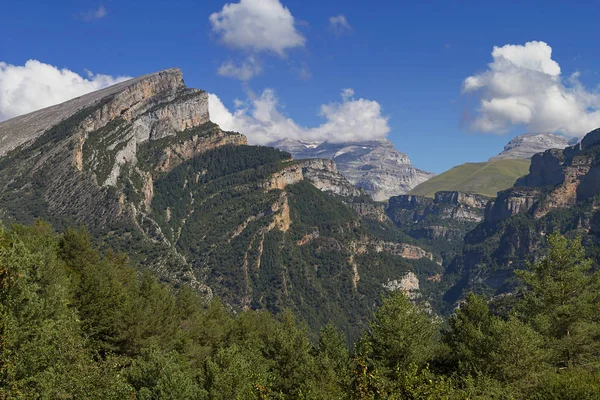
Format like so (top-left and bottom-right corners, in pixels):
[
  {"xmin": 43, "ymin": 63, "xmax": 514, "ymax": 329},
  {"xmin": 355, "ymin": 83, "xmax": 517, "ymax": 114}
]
[
  {"xmin": 273, "ymin": 138, "xmax": 435, "ymax": 201},
  {"xmin": 489, "ymin": 132, "xmax": 572, "ymax": 161}
]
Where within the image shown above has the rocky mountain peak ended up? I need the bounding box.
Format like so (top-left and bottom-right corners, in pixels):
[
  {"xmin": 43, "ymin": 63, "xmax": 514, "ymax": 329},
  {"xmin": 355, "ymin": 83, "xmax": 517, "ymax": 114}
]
[
  {"xmin": 272, "ymin": 138, "xmax": 434, "ymax": 201},
  {"xmin": 0, "ymin": 68, "xmax": 190, "ymax": 156},
  {"xmin": 489, "ymin": 132, "xmax": 571, "ymax": 161}
]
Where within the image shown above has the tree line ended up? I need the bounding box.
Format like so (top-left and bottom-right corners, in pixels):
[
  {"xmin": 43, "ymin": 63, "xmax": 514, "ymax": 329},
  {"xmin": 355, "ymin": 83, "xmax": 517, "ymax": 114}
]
[{"xmin": 1, "ymin": 221, "xmax": 599, "ymax": 398}]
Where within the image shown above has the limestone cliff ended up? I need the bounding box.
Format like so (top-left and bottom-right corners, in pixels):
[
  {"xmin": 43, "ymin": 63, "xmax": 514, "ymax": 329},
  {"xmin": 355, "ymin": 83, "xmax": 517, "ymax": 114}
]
[
  {"xmin": 388, "ymin": 191, "xmax": 488, "ymax": 229},
  {"xmin": 386, "ymin": 190, "xmax": 489, "ymax": 266},
  {"xmin": 351, "ymin": 237, "xmax": 440, "ymax": 265},
  {"xmin": 272, "ymin": 138, "xmax": 434, "ymax": 201},
  {"xmin": 383, "ymin": 272, "xmax": 420, "ymax": 299},
  {"xmin": 263, "ymin": 159, "xmax": 361, "ymax": 197},
  {"xmin": 447, "ymin": 127, "xmax": 600, "ymax": 303}
]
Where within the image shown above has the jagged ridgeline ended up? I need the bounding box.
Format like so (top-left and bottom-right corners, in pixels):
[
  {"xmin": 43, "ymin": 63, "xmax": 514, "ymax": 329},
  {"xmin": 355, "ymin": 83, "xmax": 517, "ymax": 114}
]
[
  {"xmin": 446, "ymin": 129, "xmax": 600, "ymax": 302},
  {"xmin": 0, "ymin": 68, "xmax": 444, "ymax": 338}
]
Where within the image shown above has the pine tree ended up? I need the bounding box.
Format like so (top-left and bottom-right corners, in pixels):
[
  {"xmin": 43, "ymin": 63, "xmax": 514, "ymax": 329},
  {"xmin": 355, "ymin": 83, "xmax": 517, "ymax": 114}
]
[
  {"xmin": 516, "ymin": 233, "xmax": 600, "ymax": 369},
  {"xmin": 441, "ymin": 293, "xmax": 493, "ymax": 376}
]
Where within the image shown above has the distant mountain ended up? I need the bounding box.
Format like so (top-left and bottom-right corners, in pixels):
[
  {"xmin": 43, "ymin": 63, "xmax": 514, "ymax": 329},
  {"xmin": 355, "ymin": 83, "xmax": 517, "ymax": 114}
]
[
  {"xmin": 489, "ymin": 132, "xmax": 572, "ymax": 161},
  {"xmin": 272, "ymin": 138, "xmax": 435, "ymax": 201},
  {"xmin": 409, "ymin": 159, "xmax": 531, "ymax": 198}
]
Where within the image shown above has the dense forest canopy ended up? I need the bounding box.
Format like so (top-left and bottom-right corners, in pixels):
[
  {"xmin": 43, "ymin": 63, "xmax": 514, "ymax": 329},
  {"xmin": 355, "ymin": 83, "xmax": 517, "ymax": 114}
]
[{"xmin": 1, "ymin": 221, "xmax": 599, "ymax": 398}]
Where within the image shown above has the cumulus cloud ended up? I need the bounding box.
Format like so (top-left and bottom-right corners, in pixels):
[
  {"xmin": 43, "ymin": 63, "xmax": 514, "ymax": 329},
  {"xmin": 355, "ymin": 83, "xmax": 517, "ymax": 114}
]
[
  {"xmin": 329, "ymin": 15, "xmax": 352, "ymax": 36},
  {"xmin": 218, "ymin": 56, "xmax": 263, "ymax": 81},
  {"xmin": 463, "ymin": 40, "xmax": 600, "ymax": 137},
  {"xmin": 209, "ymin": 0, "xmax": 305, "ymax": 57},
  {"xmin": 208, "ymin": 88, "xmax": 390, "ymax": 145},
  {"xmin": 0, "ymin": 60, "xmax": 130, "ymax": 121},
  {"xmin": 81, "ymin": 4, "xmax": 107, "ymax": 21}
]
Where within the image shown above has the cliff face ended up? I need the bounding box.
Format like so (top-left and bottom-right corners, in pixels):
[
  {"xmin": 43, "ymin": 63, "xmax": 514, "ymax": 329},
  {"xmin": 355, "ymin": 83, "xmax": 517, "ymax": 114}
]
[
  {"xmin": 484, "ymin": 188, "xmax": 541, "ymax": 223},
  {"xmin": 388, "ymin": 191, "xmax": 488, "ymax": 226},
  {"xmin": 263, "ymin": 159, "xmax": 361, "ymax": 197},
  {"xmin": 448, "ymin": 128, "xmax": 600, "ymax": 302},
  {"xmin": 273, "ymin": 139, "xmax": 435, "ymax": 201},
  {"xmin": 0, "ymin": 69, "xmax": 188, "ymax": 156},
  {"xmin": 0, "ymin": 69, "xmax": 224, "ymax": 227},
  {"xmin": 385, "ymin": 191, "xmax": 489, "ymax": 266}
]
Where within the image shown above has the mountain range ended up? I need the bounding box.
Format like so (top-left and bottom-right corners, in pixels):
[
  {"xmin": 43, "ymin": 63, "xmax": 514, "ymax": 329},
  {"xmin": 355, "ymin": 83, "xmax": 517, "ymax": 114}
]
[
  {"xmin": 0, "ymin": 67, "xmax": 595, "ymax": 339},
  {"xmin": 272, "ymin": 138, "xmax": 435, "ymax": 201},
  {"xmin": 0, "ymin": 69, "xmax": 448, "ymax": 338},
  {"xmin": 409, "ymin": 132, "xmax": 573, "ymax": 198},
  {"xmin": 274, "ymin": 133, "xmax": 573, "ymax": 202}
]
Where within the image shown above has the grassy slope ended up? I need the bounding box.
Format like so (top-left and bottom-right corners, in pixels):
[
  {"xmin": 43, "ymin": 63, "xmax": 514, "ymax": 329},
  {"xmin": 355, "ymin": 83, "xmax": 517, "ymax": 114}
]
[{"xmin": 409, "ymin": 159, "xmax": 531, "ymax": 198}]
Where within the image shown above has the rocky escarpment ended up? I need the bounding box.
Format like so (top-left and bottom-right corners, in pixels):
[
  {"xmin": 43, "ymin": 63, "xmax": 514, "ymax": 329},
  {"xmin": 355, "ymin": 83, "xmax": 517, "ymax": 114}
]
[
  {"xmin": 385, "ymin": 191, "xmax": 489, "ymax": 267},
  {"xmin": 264, "ymin": 159, "xmax": 361, "ymax": 197},
  {"xmin": 0, "ymin": 69, "xmax": 191, "ymax": 156},
  {"xmin": 346, "ymin": 201, "xmax": 389, "ymax": 222},
  {"xmin": 489, "ymin": 132, "xmax": 571, "ymax": 161},
  {"xmin": 272, "ymin": 138, "xmax": 434, "ymax": 201},
  {"xmin": 383, "ymin": 272, "xmax": 420, "ymax": 299},
  {"xmin": 351, "ymin": 237, "xmax": 440, "ymax": 265},
  {"xmin": 388, "ymin": 191, "xmax": 488, "ymax": 225},
  {"xmin": 484, "ymin": 131, "xmax": 600, "ymax": 224},
  {"xmin": 484, "ymin": 188, "xmax": 542, "ymax": 223},
  {"xmin": 447, "ymin": 128, "xmax": 600, "ymax": 303},
  {"xmin": 0, "ymin": 68, "xmax": 235, "ymax": 296},
  {"xmin": 0, "ymin": 69, "xmax": 218, "ymax": 227}
]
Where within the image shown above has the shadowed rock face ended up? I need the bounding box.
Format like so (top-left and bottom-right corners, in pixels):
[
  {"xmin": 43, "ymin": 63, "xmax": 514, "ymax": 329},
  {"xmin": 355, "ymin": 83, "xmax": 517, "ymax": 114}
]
[
  {"xmin": 272, "ymin": 138, "xmax": 435, "ymax": 201},
  {"xmin": 489, "ymin": 132, "xmax": 572, "ymax": 161}
]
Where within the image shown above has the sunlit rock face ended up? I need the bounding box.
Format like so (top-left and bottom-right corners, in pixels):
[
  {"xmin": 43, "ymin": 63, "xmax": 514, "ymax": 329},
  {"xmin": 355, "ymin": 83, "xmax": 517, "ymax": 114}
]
[
  {"xmin": 489, "ymin": 132, "xmax": 571, "ymax": 161},
  {"xmin": 272, "ymin": 138, "xmax": 434, "ymax": 201}
]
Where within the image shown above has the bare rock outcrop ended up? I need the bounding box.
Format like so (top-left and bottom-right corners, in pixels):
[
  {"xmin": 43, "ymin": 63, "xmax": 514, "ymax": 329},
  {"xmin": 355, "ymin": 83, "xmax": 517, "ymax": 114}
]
[
  {"xmin": 484, "ymin": 188, "xmax": 540, "ymax": 223},
  {"xmin": 351, "ymin": 237, "xmax": 440, "ymax": 264},
  {"xmin": 489, "ymin": 132, "xmax": 571, "ymax": 161},
  {"xmin": 383, "ymin": 272, "xmax": 420, "ymax": 299},
  {"xmin": 264, "ymin": 159, "xmax": 361, "ymax": 196},
  {"xmin": 388, "ymin": 191, "xmax": 488, "ymax": 224}
]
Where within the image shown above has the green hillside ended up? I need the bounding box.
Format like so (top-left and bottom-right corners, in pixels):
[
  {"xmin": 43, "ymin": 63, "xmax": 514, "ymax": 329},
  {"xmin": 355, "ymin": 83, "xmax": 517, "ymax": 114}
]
[{"xmin": 409, "ymin": 159, "xmax": 531, "ymax": 198}]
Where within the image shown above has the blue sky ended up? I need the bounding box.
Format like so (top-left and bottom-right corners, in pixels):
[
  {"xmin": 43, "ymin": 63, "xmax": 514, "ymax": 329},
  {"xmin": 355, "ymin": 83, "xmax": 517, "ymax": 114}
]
[{"xmin": 2, "ymin": 0, "xmax": 600, "ymax": 173}]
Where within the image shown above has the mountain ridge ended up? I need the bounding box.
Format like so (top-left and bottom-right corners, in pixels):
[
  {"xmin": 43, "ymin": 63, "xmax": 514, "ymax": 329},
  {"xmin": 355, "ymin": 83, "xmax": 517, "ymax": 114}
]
[
  {"xmin": 409, "ymin": 159, "xmax": 531, "ymax": 198},
  {"xmin": 0, "ymin": 68, "xmax": 445, "ymax": 339},
  {"xmin": 272, "ymin": 138, "xmax": 435, "ymax": 201},
  {"xmin": 488, "ymin": 132, "xmax": 572, "ymax": 161}
]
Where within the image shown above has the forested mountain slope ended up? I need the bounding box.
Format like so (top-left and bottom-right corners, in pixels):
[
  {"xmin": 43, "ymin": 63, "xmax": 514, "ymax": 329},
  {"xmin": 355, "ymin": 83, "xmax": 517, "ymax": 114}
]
[{"xmin": 0, "ymin": 69, "xmax": 443, "ymax": 339}]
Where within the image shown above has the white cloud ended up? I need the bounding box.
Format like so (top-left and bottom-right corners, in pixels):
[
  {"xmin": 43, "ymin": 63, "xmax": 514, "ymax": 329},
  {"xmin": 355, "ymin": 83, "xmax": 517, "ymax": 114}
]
[
  {"xmin": 209, "ymin": 88, "xmax": 390, "ymax": 145},
  {"xmin": 0, "ymin": 60, "xmax": 129, "ymax": 121},
  {"xmin": 217, "ymin": 56, "xmax": 263, "ymax": 81},
  {"xmin": 81, "ymin": 4, "xmax": 107, "ymax": 21},
  {"xmin": 329, "ymin": 15, "xmax": 352, "ymax": 35},
  {"xmin": 463, "ymin": 40, "xmax": 600, "ymax": 137},
  {"xmin": 209, "ymin": 0, "xmax": 305, "ymax": 57}
]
